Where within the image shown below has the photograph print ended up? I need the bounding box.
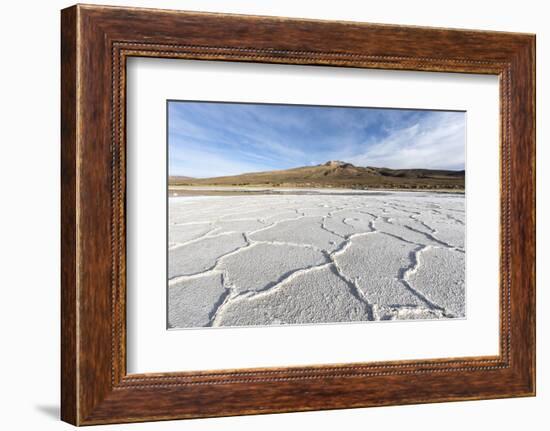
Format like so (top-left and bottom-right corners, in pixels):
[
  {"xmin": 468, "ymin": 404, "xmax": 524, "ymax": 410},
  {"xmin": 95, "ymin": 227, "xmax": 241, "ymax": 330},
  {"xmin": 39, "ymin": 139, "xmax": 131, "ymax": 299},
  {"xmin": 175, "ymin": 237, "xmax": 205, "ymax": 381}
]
[{"xmin": 167, "ymin": 101, "xmax": 466, "ymax": 329}]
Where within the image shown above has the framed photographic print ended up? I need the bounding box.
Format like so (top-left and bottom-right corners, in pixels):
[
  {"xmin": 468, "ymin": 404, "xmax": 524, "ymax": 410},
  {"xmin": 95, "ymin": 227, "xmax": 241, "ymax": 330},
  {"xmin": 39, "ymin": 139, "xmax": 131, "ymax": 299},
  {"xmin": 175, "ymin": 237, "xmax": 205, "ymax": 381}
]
[{"xmin": 61, "ymin": 4, "xmax": 536, "ymax": 425}]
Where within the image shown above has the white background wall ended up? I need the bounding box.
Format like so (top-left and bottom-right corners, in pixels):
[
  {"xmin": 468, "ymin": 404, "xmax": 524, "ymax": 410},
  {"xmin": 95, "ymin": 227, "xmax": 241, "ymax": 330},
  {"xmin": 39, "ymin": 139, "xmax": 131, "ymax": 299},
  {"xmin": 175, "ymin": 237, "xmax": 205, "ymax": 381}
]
[{"xmin": 0, "ymin": 0, "xmax": 546, "ymax": 429}]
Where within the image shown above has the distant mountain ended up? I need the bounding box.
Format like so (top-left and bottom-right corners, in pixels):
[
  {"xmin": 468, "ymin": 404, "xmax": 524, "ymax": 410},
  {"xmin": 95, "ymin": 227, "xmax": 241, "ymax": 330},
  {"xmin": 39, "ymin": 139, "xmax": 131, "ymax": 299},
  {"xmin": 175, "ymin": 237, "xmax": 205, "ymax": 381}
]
[{"xmin": 169, "ymin": 161, "xmax": 464, "ymax": 190}]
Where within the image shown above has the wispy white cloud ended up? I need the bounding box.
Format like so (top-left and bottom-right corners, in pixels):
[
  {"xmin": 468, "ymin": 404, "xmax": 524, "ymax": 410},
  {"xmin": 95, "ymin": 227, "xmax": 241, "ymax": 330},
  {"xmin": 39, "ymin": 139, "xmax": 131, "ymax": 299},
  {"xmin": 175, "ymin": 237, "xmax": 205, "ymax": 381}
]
[
  {"xmin": 346, "ymin": 112, "xmax": 465, "ymax": 170},
  {"xmin": 169, "ymin": 144, "xmax": 275, "ymax": 178}
]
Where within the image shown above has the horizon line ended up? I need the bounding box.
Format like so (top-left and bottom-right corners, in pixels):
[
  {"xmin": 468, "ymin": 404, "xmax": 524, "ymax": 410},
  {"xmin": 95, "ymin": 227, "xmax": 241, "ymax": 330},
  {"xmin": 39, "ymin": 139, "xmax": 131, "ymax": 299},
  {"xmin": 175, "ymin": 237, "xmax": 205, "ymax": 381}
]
[{"xmin": 168, "ymin": 161, "xmax": 465, "ymax": 179}]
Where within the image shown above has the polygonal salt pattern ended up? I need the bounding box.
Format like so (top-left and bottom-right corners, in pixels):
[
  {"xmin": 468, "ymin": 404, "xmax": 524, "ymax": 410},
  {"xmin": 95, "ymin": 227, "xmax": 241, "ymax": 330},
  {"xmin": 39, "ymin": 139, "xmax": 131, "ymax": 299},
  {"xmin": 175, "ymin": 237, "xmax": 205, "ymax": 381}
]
[
  {"xmin": 218, "ymin": 242, "xmax": 328, "ymax": 294},
  {"xmin": 249, "ymin": 216, "xmax": 345, "ymax": 252},
  {"xmin": 168, "ymin": 272, "xmax": 226, "ymax": 328},
  {"xmin": 168, "ymin": 232, "xmax": 247, "ymax": 278},
  {"xmin": 167, "ymin": 191, "xmax": 465, "ymax": 328},
  {"xmin": 215, "ymin": 265, "xmax": 372, "ymax": 327},
  {"xmin": 407, "ymin": 247, "xmax": 466, "ymax": 317},
  {"xmin": 333, "ymin": 232, "xmax": 428, "ymax": 308}
]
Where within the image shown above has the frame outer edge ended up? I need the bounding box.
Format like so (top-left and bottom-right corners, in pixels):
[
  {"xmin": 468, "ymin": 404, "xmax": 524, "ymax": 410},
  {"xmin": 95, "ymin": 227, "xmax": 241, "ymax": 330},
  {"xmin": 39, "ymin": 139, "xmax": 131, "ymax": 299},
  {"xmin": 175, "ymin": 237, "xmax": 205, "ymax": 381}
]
[
  {"xmin": 526, "ymin": 35, "xmax": 536, "ymax": 395},
  {"xmin": 61, "ymin": 5, "xmax": 79, "ymax": 426},
  {"xmin": 525, "ymin": 35, "xmax": 537, "ymax": 396},
  {"xmin": 502, "ymin": 35, "xmax": 536, "ymax": 396},
  {"xmin": 531, "ymin": 34, "xmax": 536, "ymax": 396}
]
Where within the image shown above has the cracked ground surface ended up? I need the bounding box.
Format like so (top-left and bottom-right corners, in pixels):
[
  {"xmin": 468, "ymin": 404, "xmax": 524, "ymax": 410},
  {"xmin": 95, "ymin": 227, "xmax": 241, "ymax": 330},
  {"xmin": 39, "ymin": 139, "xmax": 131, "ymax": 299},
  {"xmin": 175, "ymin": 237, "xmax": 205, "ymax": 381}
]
[{"xmin": 167, "ymin": 191, "xmax": 465, "ymax": 328}]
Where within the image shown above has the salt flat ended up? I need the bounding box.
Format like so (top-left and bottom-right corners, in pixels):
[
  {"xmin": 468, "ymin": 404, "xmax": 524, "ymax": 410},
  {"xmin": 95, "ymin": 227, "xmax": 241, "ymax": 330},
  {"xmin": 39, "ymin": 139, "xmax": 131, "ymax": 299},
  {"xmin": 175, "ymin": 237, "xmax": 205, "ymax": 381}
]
[{"xmin": 167, "ymin": 190, "xmax": 465, "ymax": 328}]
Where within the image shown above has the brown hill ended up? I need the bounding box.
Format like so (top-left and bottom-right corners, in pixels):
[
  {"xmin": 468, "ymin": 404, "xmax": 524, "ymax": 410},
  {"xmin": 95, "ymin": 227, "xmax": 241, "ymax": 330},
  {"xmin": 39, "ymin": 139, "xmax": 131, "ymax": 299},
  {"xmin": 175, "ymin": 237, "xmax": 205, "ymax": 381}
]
[
  {"xmin": 169, "ymin": 161, "xmax": 464, "ymax": 190},
  {"xmin": 170, "ymin": 175, "xmax": 195, "ymax": 181}
]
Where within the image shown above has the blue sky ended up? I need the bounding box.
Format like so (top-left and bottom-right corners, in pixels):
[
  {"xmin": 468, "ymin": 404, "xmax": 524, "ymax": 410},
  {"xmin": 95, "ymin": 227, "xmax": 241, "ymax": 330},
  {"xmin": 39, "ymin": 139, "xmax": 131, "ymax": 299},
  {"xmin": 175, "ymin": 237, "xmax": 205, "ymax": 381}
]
[{"xmin": 168, "ymin": 101, "xmax": 465, "ymax": 178}]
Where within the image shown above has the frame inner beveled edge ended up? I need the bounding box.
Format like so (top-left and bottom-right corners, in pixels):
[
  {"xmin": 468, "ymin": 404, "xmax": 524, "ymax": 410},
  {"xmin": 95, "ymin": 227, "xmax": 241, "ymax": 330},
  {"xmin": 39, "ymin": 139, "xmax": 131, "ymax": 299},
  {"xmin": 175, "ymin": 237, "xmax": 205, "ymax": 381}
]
[{"xmin": 110, "ymin": 41, "xmax": 512, "ymax": 388}]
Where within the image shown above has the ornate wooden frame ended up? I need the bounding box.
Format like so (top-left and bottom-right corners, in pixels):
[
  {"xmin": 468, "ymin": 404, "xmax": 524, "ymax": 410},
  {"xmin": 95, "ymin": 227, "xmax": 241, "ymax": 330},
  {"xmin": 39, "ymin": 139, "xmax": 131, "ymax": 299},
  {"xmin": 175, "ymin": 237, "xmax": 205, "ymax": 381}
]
[{"xmin": 61, "ymin": 4, "xmax": 536, "ymax": 425}]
